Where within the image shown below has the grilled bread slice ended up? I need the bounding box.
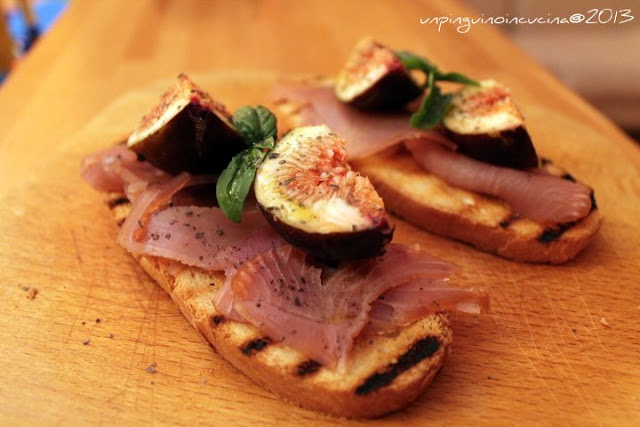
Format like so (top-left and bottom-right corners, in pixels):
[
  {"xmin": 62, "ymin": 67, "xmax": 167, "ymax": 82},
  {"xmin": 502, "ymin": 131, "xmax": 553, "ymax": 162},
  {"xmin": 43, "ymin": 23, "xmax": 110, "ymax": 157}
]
[
  {"xmin": 106, "ymin": 194, "xmax": 452, "ymax": 418},
  {"xmin": 352, "ymin": 148, "xmax": 602, "ymax": 264},
  {"xmin": 274, "ymin": 95, "xmax": 603, "ymax": 264}
]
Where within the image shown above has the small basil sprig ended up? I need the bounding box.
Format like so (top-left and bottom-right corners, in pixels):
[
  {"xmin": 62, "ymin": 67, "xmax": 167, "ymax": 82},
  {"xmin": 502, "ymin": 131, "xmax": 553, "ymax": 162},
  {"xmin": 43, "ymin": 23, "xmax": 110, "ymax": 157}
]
[
  {"xmin": 232, "ymin": 106, "xmax": 277, "ymax": 148},
  {"xmin": 395, "ymin": 50, "xmax": 478, "ymax": 130},
  {"xmin": 409, "ymin": 72, "xmax": 453, "ymax": 129},
  {"xmin": 216, "ymin": 106, "xmax": 276, "ymax": 222}
]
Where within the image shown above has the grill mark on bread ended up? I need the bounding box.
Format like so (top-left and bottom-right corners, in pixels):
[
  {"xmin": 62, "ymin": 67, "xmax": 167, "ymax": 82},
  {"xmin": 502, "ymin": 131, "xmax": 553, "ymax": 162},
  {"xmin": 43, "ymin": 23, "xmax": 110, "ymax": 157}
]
[
  {"xmin": 241, "ymin": 337, "xmax": 272, "ymax": 356},
  {"xmin": 107, "ymin": 195, "xmax": 130, "ymax": 209},
  {"xmin": 296, "ymin": 360, "xmax": 322, "ymax": 376},
  {"xmin": 356, "ymin": 336, "xmax": 441, "ymax": 396},
  {"xmin": 211, "ymin": 315, "xmax": 226, "ymax": 326},
  {"xmin": 538, "ymin": 221, "xmax": 576, "ymax": 243},
  {"xmin": 499, "ymin": 213, "xmax": 519, "ymax": 229}
]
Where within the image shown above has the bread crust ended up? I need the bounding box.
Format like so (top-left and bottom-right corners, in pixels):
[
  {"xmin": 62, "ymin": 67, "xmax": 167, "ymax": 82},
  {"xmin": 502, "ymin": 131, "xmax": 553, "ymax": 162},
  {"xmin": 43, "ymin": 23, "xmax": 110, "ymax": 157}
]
[{"xmin": 107, "ymin": 195, "xmax": 452, "ymax": 418}]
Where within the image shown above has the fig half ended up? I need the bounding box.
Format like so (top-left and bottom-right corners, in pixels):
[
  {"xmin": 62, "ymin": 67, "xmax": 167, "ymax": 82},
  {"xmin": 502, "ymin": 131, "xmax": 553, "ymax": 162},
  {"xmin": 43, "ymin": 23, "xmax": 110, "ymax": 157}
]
[
  {"xmin": 442, "ymin": 80, "xmax": 539, "ymax": 169},
  {"xmin": 335, "ymin": 37, "xmax": 422, "ymax": 110},
  {"xmin": 254, "ymin": 125, "xmax": 393, "ymax": 261},
  {"xmin": 127, "ymin": 73, "xmax": 244, "ymax": 174}
]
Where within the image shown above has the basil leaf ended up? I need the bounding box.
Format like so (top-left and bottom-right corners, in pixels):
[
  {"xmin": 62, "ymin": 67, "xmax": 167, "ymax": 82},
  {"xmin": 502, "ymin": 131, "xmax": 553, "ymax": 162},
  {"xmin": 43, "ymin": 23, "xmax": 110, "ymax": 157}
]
[
  {"xmin": 254, "ymin": 136, "xmax": 275, "ymax": 152},
  {"xmin": 395, "ymin": 50, "xmax": 478, "ymax": 87},
  {"xmin": 437, "ymin": 71, "xmax": 479, "ymax": 86},
  {"xmin": 409, "ymin": 72, "xmax": 453, "ymax": 130},
  {"xmin": 395, "ymin": 50, "xmax": 440, "ymax": 77},
  {"xmin": 216, "ymin": 146, "xmax": 270, "ymax": 222},
  {"xmin": 217, "ymin": 106, "xmax": 277, "ymax": 222},
  {"xmin": 396, "ymin": 51, "xmax": 476, "ymax": 129},
  {"xmin": 232, "ymin": 105, "xmax": 277, "ymax": 146},
  {"xmin": 216, "ymin": 152, "xmax": 244, "ymax": 222}
]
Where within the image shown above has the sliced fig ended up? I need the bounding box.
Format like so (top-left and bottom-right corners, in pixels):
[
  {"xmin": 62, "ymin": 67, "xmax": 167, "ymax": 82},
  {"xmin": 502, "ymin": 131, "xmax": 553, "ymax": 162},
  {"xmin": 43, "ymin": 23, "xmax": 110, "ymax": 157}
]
[
  {"xmin": 442, "ymin": 79, "xmax": 539, "ymax": 169},
  {"xmin": 127, "ymin": 73, "xmax": 245, "ymax": 174},
  {"xmin": 254, "ymin": 124, "xmax": 393, "ymax": 261},
  {"xmin": 335, "ymin": 37, "xmax": 422, "ymax": 110}
]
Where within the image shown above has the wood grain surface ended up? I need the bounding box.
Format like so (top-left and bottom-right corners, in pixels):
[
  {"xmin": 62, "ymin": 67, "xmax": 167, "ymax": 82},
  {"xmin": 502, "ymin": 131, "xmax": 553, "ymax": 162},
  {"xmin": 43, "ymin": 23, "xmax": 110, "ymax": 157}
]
[{"xmin": 1, "ymin": 0, "xmax": 640, "ymax": 425}]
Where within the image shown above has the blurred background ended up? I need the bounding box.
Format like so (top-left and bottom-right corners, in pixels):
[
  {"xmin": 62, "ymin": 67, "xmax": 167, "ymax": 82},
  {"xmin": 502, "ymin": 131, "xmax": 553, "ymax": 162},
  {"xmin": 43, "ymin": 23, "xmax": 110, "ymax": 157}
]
[
  {"xmin": 0, "ymin": 1, "xmax": 65, "ymax": 68},
  {"xmin": 465, "ymin": 0, "xmax": 640, "ymax": 140},
  {"xmin": 1, "ymin": 0, "xmax": 638, "ymax": 139}
]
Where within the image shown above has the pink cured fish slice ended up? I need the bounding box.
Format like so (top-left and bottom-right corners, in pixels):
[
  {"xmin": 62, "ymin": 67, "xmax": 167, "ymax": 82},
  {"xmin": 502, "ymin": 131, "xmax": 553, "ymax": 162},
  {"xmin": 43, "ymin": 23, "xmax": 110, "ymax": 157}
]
[
  {"xmin": 406, "ymin": 139, "xmax": 592, "ymax": 225},
  {"xmin": 224, "ymin": 244, "xmax": 483, "ymax": 368},
  {"xmin": 272, "ymin": 82, "xmax": 451, "ymax": 159}
]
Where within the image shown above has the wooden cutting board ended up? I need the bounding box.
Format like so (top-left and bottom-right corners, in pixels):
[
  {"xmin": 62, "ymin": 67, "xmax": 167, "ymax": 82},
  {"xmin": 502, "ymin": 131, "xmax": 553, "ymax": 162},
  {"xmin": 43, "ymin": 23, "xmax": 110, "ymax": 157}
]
[{"xmin": 1, "ymin": 72, "xmax": 639, "ymax": 425}]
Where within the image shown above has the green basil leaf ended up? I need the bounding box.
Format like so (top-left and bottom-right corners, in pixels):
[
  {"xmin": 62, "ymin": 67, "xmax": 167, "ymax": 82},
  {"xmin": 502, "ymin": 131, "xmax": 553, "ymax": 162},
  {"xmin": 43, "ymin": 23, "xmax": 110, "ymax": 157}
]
[
  {"xmin": 409, "ymin": 72, "xmax": 453, "ymax": 130},
  {"xmin": 254, "ymin": 136, "xmax": 275, "ymax": 152},
  {"xmin": 437, "ymin": 71, "xmax": 479, "ymax": 86},
  {"xmin": 216, "ymin": 146, "xmax": 269, "ymax": 222},
  {"xmin": 395, "ymin": 50, "xmax": 440, "ymax": 77},
  {"xmin": 396, "ymin": 50, "xmax": 478, "ymax": 88},
  {"xmin": 216, "ymin": 152, "xmax": 244, "ymax": 222},
  {"xmin": 232, "ymin": 105, "xmax": 277, "ymax": 146},
  {"xmin": 217, "ymin": 106, "xmax": 277, "ymax": 222}
]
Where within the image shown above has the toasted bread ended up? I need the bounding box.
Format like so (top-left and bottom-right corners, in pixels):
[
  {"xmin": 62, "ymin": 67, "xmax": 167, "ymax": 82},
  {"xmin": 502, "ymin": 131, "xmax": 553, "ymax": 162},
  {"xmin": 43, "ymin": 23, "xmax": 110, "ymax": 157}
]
[
  {"xmin": 352, "ymin": 149, "xmax": 602, "ymax": 264},
  {"xmin": 274, "ymin": 92, "xmax": 603, "ymax": 264},
  {"xmin": 106, "ymin": 193, "xmax": 452, "ymax": 418}
]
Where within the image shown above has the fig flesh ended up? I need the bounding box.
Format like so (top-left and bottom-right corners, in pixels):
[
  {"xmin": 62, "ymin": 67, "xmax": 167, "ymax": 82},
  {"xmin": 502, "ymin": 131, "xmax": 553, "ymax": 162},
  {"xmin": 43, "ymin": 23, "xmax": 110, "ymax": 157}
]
[
  {"xmin": 335, "ymin": 38, "xmax": 422, "ymax": 110},
  {"xmin": 254, "ymin": 125, "xmax": 393, "ymax": 261},
  {"xmin": 442, "ymin": 79, "xmax": 538, "ymax": 169},
  {"xmin": 127, "ymin": 73, "xmax": 244, "ymax": 174}
]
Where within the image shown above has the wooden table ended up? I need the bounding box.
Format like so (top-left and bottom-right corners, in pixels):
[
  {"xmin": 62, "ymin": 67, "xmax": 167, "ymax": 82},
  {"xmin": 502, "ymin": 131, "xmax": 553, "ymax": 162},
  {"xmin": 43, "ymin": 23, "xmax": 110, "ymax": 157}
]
[{"xmin": 1, "ymin": 0, "xmax": 639, "ymax": 424}]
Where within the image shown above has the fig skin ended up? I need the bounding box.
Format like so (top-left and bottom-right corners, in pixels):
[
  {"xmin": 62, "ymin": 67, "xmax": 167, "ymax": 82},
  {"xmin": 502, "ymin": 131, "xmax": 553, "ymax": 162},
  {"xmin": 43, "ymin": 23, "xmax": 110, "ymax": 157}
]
[
  {"xmin": 442, "ymin": 79, "xmax": 539, "ymax": 169},
  {"xmin": 443, "ymin": 125, "xmax": 539, "ymax": 169},
  {"xmin": 335, "ymin": 38, "xmax": 422, "ymax": 110},
  {"xmin": 128, "ymin": 73, "xmax": 245, "ymax": 175},
  {"xmin": 254, "ymin": 125, "xmax": 394, "ymax": 261},
  {"xmin": 260, "ymin": 204, "xmax": 393, "ymax": 261}
]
